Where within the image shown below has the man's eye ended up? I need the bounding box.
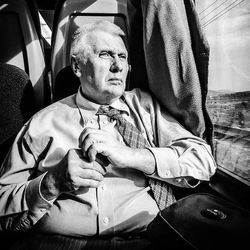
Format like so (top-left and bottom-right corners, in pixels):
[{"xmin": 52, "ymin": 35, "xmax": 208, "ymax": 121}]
[
  {"xmin": 99, "ymin": 52, "xmax": 111, "ymax": 58},
  {"xmin": 119, "ymin": 54, "xmax": 127, "ymax": 60}
]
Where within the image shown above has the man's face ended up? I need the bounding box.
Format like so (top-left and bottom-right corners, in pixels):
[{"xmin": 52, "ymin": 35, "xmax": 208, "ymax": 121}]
[{"xmin": 77, "ymin": 30, "xmax": 129, "ymax": 105}]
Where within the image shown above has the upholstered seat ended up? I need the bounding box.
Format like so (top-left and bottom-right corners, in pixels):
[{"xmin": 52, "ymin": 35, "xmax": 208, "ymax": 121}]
[{"xmin": 0, "ymin": 63, "xmax": 37, "ymax": 164}]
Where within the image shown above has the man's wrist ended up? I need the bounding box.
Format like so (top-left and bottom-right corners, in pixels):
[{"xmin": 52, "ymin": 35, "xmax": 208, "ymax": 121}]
[{"xmin": 130, "ymin": 148, "xmax": 156, "ymax": 175}]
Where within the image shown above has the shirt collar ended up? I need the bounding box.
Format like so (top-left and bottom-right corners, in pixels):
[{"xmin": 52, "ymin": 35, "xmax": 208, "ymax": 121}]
[{"xmin": 75, "ymin": 87, "xmax": 130, "ymax": 122}]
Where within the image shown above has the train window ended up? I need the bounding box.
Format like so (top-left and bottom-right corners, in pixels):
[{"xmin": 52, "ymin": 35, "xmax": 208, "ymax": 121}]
[
  {"xmin": 39, "ymin": 12, "xmax": 52, "ymax": 46},
  {"xmin": 197, "ymin": 0, "xmax": 250, "ymax": 186}
]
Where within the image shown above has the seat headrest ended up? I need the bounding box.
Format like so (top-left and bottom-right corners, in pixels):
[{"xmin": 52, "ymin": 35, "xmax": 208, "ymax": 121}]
[{"xmin": 53, "ymin": 66, "xmax": 80, "ymax": 102}]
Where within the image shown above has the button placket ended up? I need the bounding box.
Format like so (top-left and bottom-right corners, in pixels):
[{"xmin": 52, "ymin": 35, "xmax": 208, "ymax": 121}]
[{"xmin": 97, "ymin": 180, "xmax": 115, "ymax": 233}]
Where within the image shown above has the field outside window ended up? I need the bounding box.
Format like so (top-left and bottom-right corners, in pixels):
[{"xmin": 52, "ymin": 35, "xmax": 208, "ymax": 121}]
[{"xmin": 197, "ymin": 0, "xmax": 250, "ymax": 185}]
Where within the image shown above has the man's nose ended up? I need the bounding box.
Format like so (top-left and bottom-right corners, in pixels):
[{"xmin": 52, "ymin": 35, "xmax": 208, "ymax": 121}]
[{"xmin": 110, "ymin": 57, "xmax": 123, "ymax": 72}]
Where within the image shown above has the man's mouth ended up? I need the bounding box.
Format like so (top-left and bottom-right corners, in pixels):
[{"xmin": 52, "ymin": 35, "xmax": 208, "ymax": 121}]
[{"xmin": 108, "ymin": 78, "xmax": 123, "ymax": 84}]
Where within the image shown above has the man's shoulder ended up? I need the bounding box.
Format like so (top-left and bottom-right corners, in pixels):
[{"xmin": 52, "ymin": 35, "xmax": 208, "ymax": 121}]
[
  {"xmin": 31, "ymin": 94, "xmax": 77, "ymax": 123},
  {"xmin": 124, "ymin": 88, "xmax": 153, "ymax": 103}
]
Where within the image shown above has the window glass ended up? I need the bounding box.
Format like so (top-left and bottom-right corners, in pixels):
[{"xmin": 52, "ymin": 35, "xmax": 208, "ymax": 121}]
[{"xmin": 197, "ymin": 0, "xmax": 250, "ymax": 186}]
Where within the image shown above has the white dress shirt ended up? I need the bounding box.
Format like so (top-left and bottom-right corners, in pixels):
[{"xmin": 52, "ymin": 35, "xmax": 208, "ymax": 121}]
[{"xmin": 0, "ymin": 88, "xmax": 216, "ymax": 236}]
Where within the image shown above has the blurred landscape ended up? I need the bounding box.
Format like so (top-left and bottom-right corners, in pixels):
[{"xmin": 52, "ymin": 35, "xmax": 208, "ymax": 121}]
[
  {"xmin": 206, "ymin": 90, "xmax": 250, "ymax": 184},
  {"xmin": 196, "ymin": 0, "xmax": 250, "ymax": 185}
]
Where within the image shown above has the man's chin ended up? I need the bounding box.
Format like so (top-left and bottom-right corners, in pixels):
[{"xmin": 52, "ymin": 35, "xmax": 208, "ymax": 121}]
[{"xmin": 102, "ymin": 89, "xmax": 124, "ymax": 104}]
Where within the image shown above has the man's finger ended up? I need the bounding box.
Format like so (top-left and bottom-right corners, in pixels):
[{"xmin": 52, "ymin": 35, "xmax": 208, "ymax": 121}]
[
  {"xmin": 78, "ymin": 159, "xmax": 107, "ymax": 175},
  {"xmin": 81, "ymin": 134, "xmax": 104, "ymax": 156},
  {"xmin": 87, "ymin": 143, "xmax": 109, "ymax": 161},
  {"xmin": 78, "ymin": 169, "xmax": 104, "ymax": 182},
  {"xmin": 80, "ymin": 128, "xmax": 103, "ymax": 145},
  {"xmin": 73, "ymin": 148, "xmax": 86, "ymax": 159},
  {"xmin": 87, "ymin": 143, "xmax": 110, "ymax": 168},
  {"xmin": 76, "ymin": 178, "xmax": 102, "ymax": 189}
]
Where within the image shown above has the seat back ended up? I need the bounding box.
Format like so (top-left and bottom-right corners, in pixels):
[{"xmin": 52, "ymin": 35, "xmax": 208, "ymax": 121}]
[
  {"xmin": 0, "ymin": 0, "xmax": 51, "ymax": 109},
  {"xmin": 0, "ymin": 63, "xmax": 37, "ymax": 164},
  {"xmin": 51, "ymin": 0, "xmax": 129, "ymax": 101}
]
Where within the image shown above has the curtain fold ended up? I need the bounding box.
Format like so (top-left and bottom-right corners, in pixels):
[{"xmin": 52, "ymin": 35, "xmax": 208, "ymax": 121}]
[{"xmin": 128, "ymin": 0, "xmax": 213, "ymax": 147}]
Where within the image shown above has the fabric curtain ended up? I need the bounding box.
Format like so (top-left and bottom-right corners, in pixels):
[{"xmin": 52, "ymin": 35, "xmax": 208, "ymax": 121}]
[{"xmin": 128, "ymin": 0, "xmax": 213, "ymax": 147}]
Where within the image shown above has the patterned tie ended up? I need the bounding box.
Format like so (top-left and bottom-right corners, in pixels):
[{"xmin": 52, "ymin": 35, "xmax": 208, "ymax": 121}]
[{"xmin": 97, "ymin": 105, "xmax": 176, "ymax": 210}]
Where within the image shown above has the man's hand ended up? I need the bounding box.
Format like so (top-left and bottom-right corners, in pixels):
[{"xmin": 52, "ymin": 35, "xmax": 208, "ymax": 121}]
[
  {"xmin": 40, "ymin": 148, "xmax": 106, "ymax": 201},
  {"xmin": 80, "ymin": 127, "xmax": 134, "ymax": 168},
  {"xmin": 80, "ymin": 128, "xmax": 156, "ymax": 174}
]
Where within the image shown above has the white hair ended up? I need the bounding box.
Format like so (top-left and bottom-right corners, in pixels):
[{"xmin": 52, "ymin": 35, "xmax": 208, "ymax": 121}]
[{"xmin": 70, "ymin": 20, "xmax": 126, "ymax": 62}]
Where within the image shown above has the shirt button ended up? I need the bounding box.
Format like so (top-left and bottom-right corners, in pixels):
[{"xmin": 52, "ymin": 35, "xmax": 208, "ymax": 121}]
[
  {"xmin": 166, "ymin": 170, "xmax": 170, "ymax": 176},
  {"xmin": 102, "ymin": 120, "xmax": 107, "ymax": 125},
  {"xmin": 40, "ymin": 209, "xmax": 46, "ymax": 213},
  {"xmin": 103, "ymin": 217, "xmax": 109, "ymax": 224},
  {"xmin": 90, "ymin": 119, "xmax": 94, "ymax": 124},
  {"xmin": 101, "ymin": 185, "xmax": 106, "ymax": 191}
]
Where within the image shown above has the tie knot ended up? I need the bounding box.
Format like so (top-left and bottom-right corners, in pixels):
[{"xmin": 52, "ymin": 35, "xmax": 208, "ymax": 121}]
[
  {"xmin": 97, "ymin": 106, "xmax": 121, "ymax": 118},
  {"xmin": 97, "ymin": 105, "xmax": 109, "ymax": 113}
]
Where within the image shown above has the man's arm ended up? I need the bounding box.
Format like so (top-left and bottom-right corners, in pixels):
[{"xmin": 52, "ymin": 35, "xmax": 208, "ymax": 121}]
[
  {"xmin": 126, "ymin": 88, "xmax": 217, "ymax": 188},
  {"xmin": 0, "ymin": 127, "xmax": 106, "ymax": 232},
  {"xmin": 79, "ymin": 126, "xmax": 216, "ymax": 189},
  {"xmin": 147, "ymin": 137, "xmax": 216, "ymax": 187},
  {"xmin": 0, "ymin": 124, "xmax": 51, "ymax": 231},
  {"xmin": 80, "ymin": 89, "xmax": 217, "ymax": 188}
]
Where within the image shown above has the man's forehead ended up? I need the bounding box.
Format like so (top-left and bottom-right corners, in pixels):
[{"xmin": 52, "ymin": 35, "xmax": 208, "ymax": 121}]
[{"xmin": 86, "ymin": 30, "xmax": 127, "ymax": 53}]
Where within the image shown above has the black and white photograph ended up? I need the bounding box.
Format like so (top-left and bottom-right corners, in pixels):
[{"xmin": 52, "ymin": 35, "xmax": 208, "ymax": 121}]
[{"xmin": 0, "ymin": 0, "xmax": 249, "ymax": 249}]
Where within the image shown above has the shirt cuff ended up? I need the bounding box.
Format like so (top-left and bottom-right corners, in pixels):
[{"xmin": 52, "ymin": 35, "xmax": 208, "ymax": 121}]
[
  {"xmin": 147, "ymin": 147, "xmax": 180, "ymax": 178},
  {"xmin": 26, "ymin": 172, "xmax": 53, "ymax": 218}
]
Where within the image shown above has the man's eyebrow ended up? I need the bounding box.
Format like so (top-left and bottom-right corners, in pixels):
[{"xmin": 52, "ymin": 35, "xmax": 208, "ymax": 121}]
[
  {"xmin": 99, "ymin": 49, "xmax": 114, "ymax": 53},
  {"xmin": 98, "ymin": 48, "xmax": 127, "ymax": 55}
]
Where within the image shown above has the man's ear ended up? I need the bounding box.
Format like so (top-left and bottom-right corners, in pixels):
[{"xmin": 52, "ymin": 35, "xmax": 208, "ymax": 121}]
[
  {"xmin": 71, "ymin": 56, "xmax": 82, "ymax": 78},
  {"xmin": 128, "ymin": 64, "xmax": 131, "ymax": 72}
]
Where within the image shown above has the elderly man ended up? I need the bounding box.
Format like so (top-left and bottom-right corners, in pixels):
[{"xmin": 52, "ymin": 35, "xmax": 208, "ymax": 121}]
[{"xmin": 0, "ymin": 21, "xmax": 216, "ymax": 249}]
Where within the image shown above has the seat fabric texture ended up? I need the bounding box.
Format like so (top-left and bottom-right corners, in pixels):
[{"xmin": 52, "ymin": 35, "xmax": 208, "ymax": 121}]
[{"xmin": 0, "ymin": 63, "xmax": 38, "ymax": 164}]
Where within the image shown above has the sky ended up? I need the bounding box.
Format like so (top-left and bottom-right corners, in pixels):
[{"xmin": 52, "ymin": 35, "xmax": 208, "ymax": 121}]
[{"xmin": 196, "ymin": 0, "xmax": 250, "ymax": 92}]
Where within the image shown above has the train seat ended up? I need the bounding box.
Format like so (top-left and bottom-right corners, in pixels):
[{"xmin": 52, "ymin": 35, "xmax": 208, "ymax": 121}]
[
  {"xmin": 0, "ymin": 63, "xmax": 37, "ymax": 165},
  {"xmin": 0, "ymin": 0, "xmax": 51, "ymax": 109}
]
